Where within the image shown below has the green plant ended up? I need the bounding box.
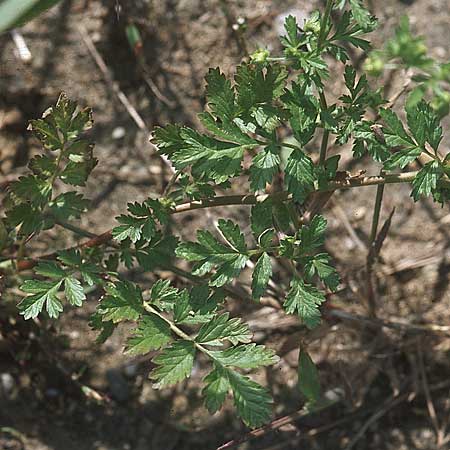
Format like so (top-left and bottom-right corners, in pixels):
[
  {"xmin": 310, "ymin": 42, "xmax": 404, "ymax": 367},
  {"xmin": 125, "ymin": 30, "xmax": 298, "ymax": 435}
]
[
  {"xmin": 365, "ymin": 16, "xmax": 450, "ymax": 118},
  {"xmin": 2, "ymin": 0, "xmax": 450, "ymax": 430},
  {"xmin": 0, "ymin": 0, "xmax": 62, "ymax": 33}
]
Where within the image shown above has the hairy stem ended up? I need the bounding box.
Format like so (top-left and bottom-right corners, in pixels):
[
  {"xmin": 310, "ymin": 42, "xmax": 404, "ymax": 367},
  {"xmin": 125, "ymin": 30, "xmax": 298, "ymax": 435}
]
[
  {"xmin": 53, "ymin": 218, "xmax": 97, "ymax": 239},
  {"xmin": 366, "ymin": 170, "xmax": 385, "ymax": 317},
  {"xmin": 369, "ymin": 171, "xmax": 385, "ymax": 244}
]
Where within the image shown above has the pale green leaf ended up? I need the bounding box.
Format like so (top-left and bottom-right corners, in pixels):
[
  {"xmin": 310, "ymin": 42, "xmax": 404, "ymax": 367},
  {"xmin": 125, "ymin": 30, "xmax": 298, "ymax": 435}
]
[
  {"xmin": 210, "ymin": 344, "xmax": 279, "ymax": 369},
  {"xmin": 196, "ymin": 313, "xmax": 252, "ymax": 346},
  {"xmin": 64, "ymin": 276, "xmax": 86, "ymax": 307},
  {"xmin": 150, "ymin": 341, "xmax": 196, "ymax": 388},
  {"xmin": 125, "ymin": 314, "xmax": 172, "ymax": 356}
]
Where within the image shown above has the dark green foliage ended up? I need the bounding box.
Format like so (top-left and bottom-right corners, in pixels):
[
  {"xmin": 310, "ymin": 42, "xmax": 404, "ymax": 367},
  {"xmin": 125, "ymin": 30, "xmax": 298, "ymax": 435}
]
[{"xmin": 5, "ymin": 93, "xmax": 95, "ymax": 239}]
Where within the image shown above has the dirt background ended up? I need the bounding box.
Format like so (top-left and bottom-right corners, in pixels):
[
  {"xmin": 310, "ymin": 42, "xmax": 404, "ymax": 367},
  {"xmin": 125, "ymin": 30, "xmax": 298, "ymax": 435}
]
[{"xmin": 1, "ymin": 0, "xmax": 450, "ymax": 449}]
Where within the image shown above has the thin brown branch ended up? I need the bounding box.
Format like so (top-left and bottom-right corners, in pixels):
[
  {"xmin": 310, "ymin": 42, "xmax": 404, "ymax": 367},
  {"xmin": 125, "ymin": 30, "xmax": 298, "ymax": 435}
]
[
  {"xmin": 217, "ymin": 400, "xmax": 340, "ymax": 450},
  {"xmin": 417, "ymin": 339, "xmax": 445, "ymax": 446},
  {"xmin": 326, "ymin": 307, "xmax": 450, "ymax": 337}
]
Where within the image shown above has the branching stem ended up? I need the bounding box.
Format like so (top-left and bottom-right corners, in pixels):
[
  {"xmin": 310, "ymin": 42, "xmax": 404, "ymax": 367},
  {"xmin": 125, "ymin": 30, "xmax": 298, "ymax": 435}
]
[
  {"xmin": 142, "ymin": 301, "xmax": 215, "ymax": 358},
  {"xmin": 13, "ymin": 170, "xmax": 450, "ymax": 272}
]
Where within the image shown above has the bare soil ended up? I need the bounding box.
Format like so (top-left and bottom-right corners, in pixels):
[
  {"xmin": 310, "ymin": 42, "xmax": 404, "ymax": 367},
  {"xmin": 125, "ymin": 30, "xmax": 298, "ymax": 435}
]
[{"xmin": 1, "ymin": 1, "xmax": 450, "ymax": 449}]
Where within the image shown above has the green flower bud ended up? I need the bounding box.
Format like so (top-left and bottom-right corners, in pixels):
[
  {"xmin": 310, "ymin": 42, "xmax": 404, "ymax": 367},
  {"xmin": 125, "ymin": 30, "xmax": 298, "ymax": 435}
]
[
  {"xmin": 364, "ymin": 54, "xmax": 385, "ymax": 77},
  {"xmin": 250, "ymin": 49, "xmax": 270, "ymax": 64}
]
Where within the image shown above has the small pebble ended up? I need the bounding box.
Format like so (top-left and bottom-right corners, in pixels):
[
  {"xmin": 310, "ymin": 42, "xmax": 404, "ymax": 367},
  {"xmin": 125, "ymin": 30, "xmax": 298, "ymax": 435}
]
[
  {"xmin": 69, "ymin": 330, "xmax": 80, "ymax": 339},
  {"xmin": 46, "ymin": 388, "xmax": 60, "ymax": 398},
  {"xmin": 0, "ymin": 373, "xmax": 15, "ymax": 395},
  {"xmin": 123, "ymin": 364, "xmax": 138, "ymax": 378},
  {"xmin": 112, "ymin": 126, "xmax": 126, "ymax": 140},
  {"xmin": 344, "ymin": 236, "xmax": 356, "ymax": 250},
  {"xmin": 434, "ymin": 47, "xmax": 447, "ymax": 59},
  {"xmin": 106, "ymin": 369, "xmax": 130, "ymax": 402},
  {"xmin": 353, "ymin": 206, "xmax": 367, "ymax": 221}
]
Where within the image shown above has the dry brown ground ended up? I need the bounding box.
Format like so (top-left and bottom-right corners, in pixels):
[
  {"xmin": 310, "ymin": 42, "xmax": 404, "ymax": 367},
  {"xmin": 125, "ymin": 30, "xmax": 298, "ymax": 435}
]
[{"xmin": 1, "ymin": 1, "xmax": 450, "ymax": 449}]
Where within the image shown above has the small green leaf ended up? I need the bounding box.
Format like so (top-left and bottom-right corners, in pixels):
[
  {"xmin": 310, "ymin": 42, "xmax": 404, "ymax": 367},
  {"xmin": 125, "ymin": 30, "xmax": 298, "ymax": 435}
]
[
  {"xmin": 97, "ymin": 281, "xmax": 144, "ymax": 323},
  {"xmin": 177, "ymin": 227, "xmax": 249, "ymax": 287},
  {"xmin": 210, "ymin": 344, "xmax": 279, "ymax": 369},
  {"xmin": 227, "ymin": 369, "xmax": 272, "ymax": 428},
  {"xmin": 50, "ymin": 192, "xmax": 90, "ymax": 220},
  {"xmin": 9, "ymin": 175, "xmax": 52, "ymax": 207},
  {"xmin": 150, "ymin": 279, "xmax": 180, "ymax": 307},
  {"xmin": 249, "ymin": 144, "xmax": 280, "ymax": 191},
  {"xmin": 112, "ymin": 214, "xmax": 156, "ymax": 243},
  {"xmin": 19, "ymin": 280, "xmax": 63, "ymax": 319},
  {"xmin": 28, "ymin": 155, "xmax": 56, "ymax": 178},
  {"xmin": 348, "ymin": 0, "xmax": 373, "ymax": 30},
  {"xmin": 136, "ymin": 235, "xmax": 178, "ymax": 272},
  {"xmin": 64, "ymin": 276, "xmax": 86, "ymax": 307},
  {"xmin": 298, "ymin": 349, "xmax": 320, "ymax": 402},
  {"xmin": 57, "ymin": 249, "xmax": 82, "ymax": 266},
  {"xmin": 89, "ymin": 313, "xmax": 116, "ymax": 344},
  {"xmin": 411, "ymin": 160, "xmax": 443, "ymax": 201},
  {"xmin": 303, "ymin": 253, "xmax": 340, "ymax": 291},
  {"xmin": 250, "ymin": 199, "xmax": 273, "ymax": 239},
  {"xmin": 202, "ymin": 364, "xmax": 230, "ymax": 414},
  {"xmin": 235, "ymin": 63, "xmax": 287, "ymax": 112},
  {"xmin": 156, "ymin": 126, "xmax": 248, "ymax": 184},
  {"xmin": 284, "ymin": 277, "xmax": 326, "ymax": 329},
  {"xmin": 0, "ymin": 0, "xmax": 62, "ymax": 32},
  {"xmin": 34, "ymin": 262, "xmax": 66, "ymax": 279},
  {"xmin": 217, "ymin": 219, "xmax": 247, "ymax": 253},
  {"xmin": 204, "ymin": 68, "xmax": 238, "ymax": 123},
  {"xmin": 379, "ymin": 108, "xmax": 415, "ymax": 148},
  {"xmin": 383, "ymin": 147, "xmax": 422, "ymax": 170},
  {"xmin": 196, "ymin": 313, "xmax": 252, "ymax": 346},
  {"xmin": 284, "ymin": 149, "xmax": 316, "ymax": 203},
  {"xmin": 59, "ymin": 142, "xmax": 97, "ymax": 186},
  {"xmin": 251, "ymin": 253, "xmax": 272, "ymax": 300},
  {"xmin": 407, "ymin": 100, "xmax": 443, "ymax": 151},
  {"xmin": 299, "ymin": 215, "xmax": 327, "ymax": 254},
  {"xmin": 173, "ymin": 290, "xmax": 191, "ymax": 323},
  {"xmin": 125, "ymin": 314, "xmax": 172, "ymax": 356},
  {"xmin": 150, "ymin": 341, "xmax": 196, "ymax": 388},
  {"xmin": 282, "ymin": 15, "xmax": 301, "ymax": 49}
]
